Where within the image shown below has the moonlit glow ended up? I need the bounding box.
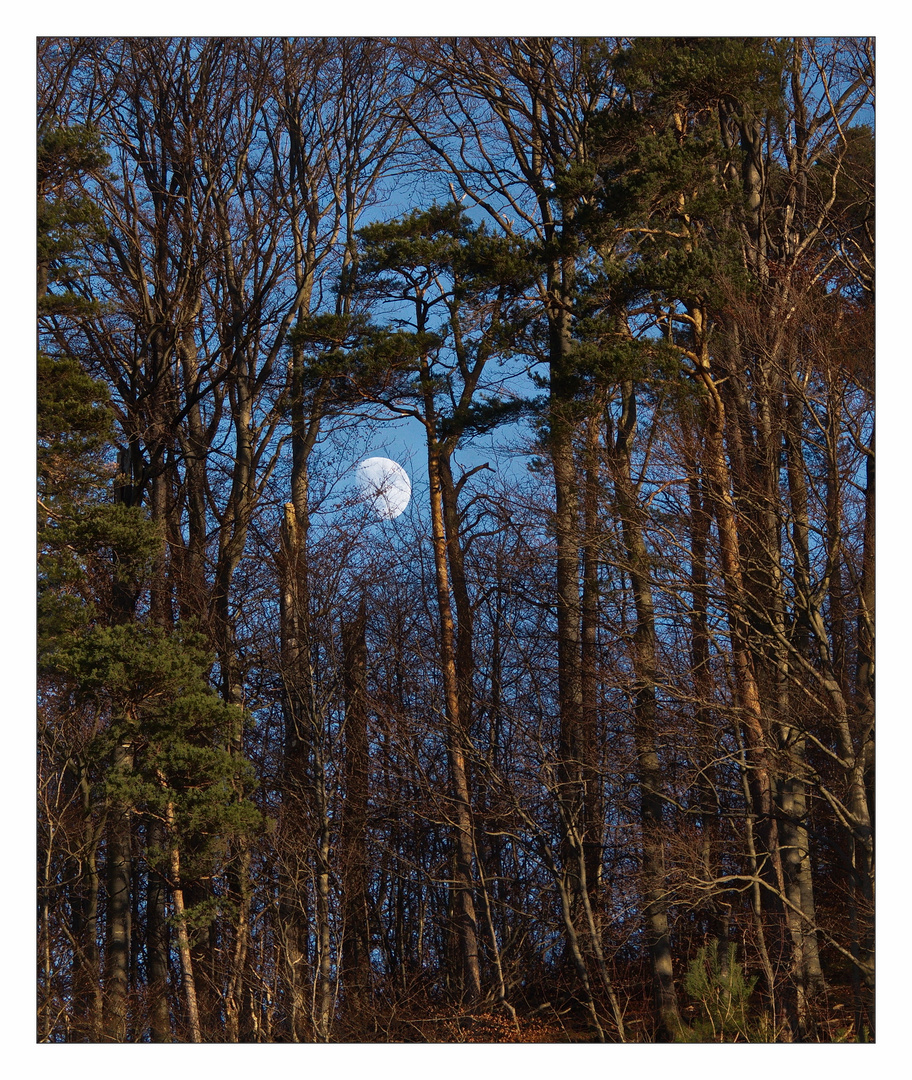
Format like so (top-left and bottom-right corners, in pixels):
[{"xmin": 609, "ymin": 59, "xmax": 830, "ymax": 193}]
[{"xmin": 355, "ymin": 457, "xmax": 411, "ymax": 520}]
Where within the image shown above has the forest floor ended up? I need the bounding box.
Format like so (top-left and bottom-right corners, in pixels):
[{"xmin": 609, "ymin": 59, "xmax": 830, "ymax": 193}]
[{"xmin": 339, "ymin": 979, "xmax": 869, "ymax": 1043}]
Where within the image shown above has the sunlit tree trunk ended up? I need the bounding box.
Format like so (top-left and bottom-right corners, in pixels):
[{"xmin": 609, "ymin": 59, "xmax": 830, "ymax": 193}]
[
  {"xmin": 692, "ymin": 323, "xmax": 784, "ymax": 898},
  {"xmin": 422, "ymin": 385, "xmax": 483, "ymax": 1003},
  {"xmin": 159, "ymin": 784, "xmax": 202, "ymax": 1043}
]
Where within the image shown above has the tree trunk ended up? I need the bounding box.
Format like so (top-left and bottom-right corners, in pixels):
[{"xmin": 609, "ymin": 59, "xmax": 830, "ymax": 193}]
[
  {"xmin": 580, "ymin": 407, "xmax": 604, "ymax": 913},
  {"xmin": 694, "ymin": 333, "xmax": 784, "ymax": 898},
  {"xmin": 161, "ymin": 792, "xmax": 202, "ymax": 1043},
  {"xmin": 425, "ymin": 425, "xmax": 482, "ymax": 1003},
  {"xmin": 278, "ymin": 501, "xmax": 314, "ymax": 1040},
  {"xmin": 69, "ymin": 757, "xmax": 103, "ymax": 1041},
  {"xmin": 781, "ymin": 384, "xmax": 827, "ymax": 1021},
  {"xmin": 550, "ymin": 308, "xmax": 589, "ymax": 950},
  {"xmin": 685, "ymin": 460, "xmax": 730, "ymax": 946},
  {"xmin": 606, "ymin": 384, "xmax": 681, "ymax": 1041},
  {"xmin": 146, "ymin": 818, "xmax": 172, "ymax": 1042},
  {"xmin": 341, "ymin": 604, "xmax": 372, "ymax": 1026},
  {"xmin": 103, "ymin": 738, "xmax": 134, "ymax": 1042}
]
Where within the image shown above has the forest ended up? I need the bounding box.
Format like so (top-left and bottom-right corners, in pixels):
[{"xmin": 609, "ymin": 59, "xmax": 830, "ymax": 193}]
[{"xmin": 37, "ymin": 36, "xmax": 874, "ymax": 1043}]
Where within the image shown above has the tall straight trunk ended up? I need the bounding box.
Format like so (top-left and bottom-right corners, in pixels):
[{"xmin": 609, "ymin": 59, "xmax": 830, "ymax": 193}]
[
  {"xmin": 693, "ymin": 328, "xmax": 784, "ymax": 898},
  {"xmin": 856, "ymin": 429, "xmax": 875, "ymax": 860},
  {"xmin": 280, "ymin": 505, "xmax": 334, "ymax": 1040},
  {"xmin": 580, "ymin": 407, "xmax": 604, "ymax": 910},
  {"xmin": 312, "ymin": 735, "xmax": 334, "ymax": 1041},
  {"xmin": 421, "ymin": 377, "xmax": 482, "ymax": 1001},
  {"xmin": 81, "ymin": 840, "xmax": 104, "ymax": 1041},
  {"xmin": 781, "ymin": 385, "xmax": 826, "ymax": 1018},
  {"xmin": 314, "ymin": 754, "xmax": 335, "ymax": 1034},
  {"xmin": 223, "ymin": 787, "xmax": 254, "ymax": 1041},
  {"xmin": 734, "ymin": 725, "xmax": 778, "ymax": 1014},
  {"xmin": 103, "ymin": 738, "xmax": 134, "ymax": 1041},
  {"xmin": 606, "ymin": 384, "xmax": 681, "ymax": 1041},
  {"xmin": 431, "ymin": 451, "xmax": 482, "ymax": 1001},
  {"xmin": 146, "ymin": 818, "xmax": 172, "ymax": 1042},
  {"xmin": 728, "ymin": 348, "xmax": 823, "ymax": 1039},
  {"xmin": 857, "ymin": 430, "xmax": 875, "ymax": 718},
  {"xmin": 686, "ymin": 459, "xmax": 729, "ymax": 945},
  {"xmin": 850, "ymin": 427, "xmax": 875, "ymax": 1033},
  {"xmin": 222, "ymin": 814, "xmax": 254, "ymax": 1042},
  {"xmin": 341, "ymin": 604, "xmax": 372, "ymax": 1023},
  {"xmin": 278, "ymin": 501, "xmax": 313, "ymax": 1040},
  {"xmin": 145, "ymin": 463, "xmax": 176, "ymax": 1042},
  {"xmin": 438, "ymin": 449, "xmax": 494, "ymax": 1001},
  {"xmin": 824, "ymin": 408, "xmax": 850, "ymax": 698},
  {"xmin": 277, "ymin": 349, "xmax": 331, "ymax": 1037},
  {"xmin": 160, "ymin": 789, "xmax": 202, "ymax": 1043},
  {"xmin": 778, "ymin": 757, "xmax": 820, "ymax": 1037},
  {"xmin": 103, "ymin": 440, "xmax": 144, "ymax": 1042},
  {"xmin": 483, "ymin": 554, "xmax": 509, "ymax": 965},
  {"xmin": 69, "ymin": 757, "xmax": 103, "ymax": 1041},
  {"xmin": 175, "ymin": 328, "xmax": 209, "ymax": 622},
  {"xmin": 214, "ymin": 374, "xmax": 255, "ymax": 712},
  {"xmin": 552, "ymin": 420, "xmax": 583, "ymax": 786},
  {"xmin": 549, "ymin": 302, "xmax": 589, "ymax": 942},
  {"xmin": 438, "ymin": 455, "xmax": 475, "ymax": 732}
]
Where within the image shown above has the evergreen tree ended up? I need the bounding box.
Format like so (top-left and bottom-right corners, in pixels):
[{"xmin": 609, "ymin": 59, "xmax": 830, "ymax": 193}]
[{"xmin": 38, "ymin": 122, "xmax": 261, "ymax": 1042}]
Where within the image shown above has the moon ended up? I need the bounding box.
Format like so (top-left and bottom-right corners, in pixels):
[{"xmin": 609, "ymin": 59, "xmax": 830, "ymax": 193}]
[{"xmin": 355, "ymin": 457, "xmax": 411, "ymax": 520}]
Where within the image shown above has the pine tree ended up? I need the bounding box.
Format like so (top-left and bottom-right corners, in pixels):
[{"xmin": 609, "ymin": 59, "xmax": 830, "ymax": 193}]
[{"xmin": 38, "ymin": 122, "xmax": 261, "ymax": 1043}]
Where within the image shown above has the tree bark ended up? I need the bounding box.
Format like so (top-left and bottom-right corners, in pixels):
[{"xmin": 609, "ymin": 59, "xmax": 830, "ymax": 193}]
[
  {"xmin": 341, "ymin": 604, "xmax": 372, "ymax": 1025},
  {"xmin": 423, "ymin": 400, "xmax": 482, "ymax": 1002},
  {"xmin": 278, "ymin": 501, "xmax": 314, "ymax": 1040},
  {"xmin": 161, "ymin": 790, "xmax": 202, "ymax": 1043},
  {"xmin": 606, "ymin": 384, "xmax": 682, "ymax": 1041},
  {"xmin": 146, "ymin": 818, "xmax": 171, "ymax": 1042},
  {"xmin": 103, "ymin": 738, "xmax": 134, "ymax": 1042},
  {"xmin": 694, "ymin": 331, "xmax": 784, "ymax": 898}
]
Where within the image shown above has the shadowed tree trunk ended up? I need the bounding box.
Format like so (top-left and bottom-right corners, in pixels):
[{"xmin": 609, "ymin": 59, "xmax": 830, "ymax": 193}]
[
  {"xmin": 103, "ymin": 737, "xmax": 133, "ymax": 1042},
  {"xmin": 146, "ymin": 818, "xmax": 171, "ymax": 1042},
  {"xmin": 606, "ymin": 383, "xmax": 681, "ymax": 1041},
  {"xmin": 341, "ymin": 603, "xmax": 372, "ymax": 1026}
]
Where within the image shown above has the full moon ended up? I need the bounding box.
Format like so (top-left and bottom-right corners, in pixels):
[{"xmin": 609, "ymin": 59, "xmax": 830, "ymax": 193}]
[{"xmin": 355, "ymin": 457, "xmax": 411, "ymax": 520}]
